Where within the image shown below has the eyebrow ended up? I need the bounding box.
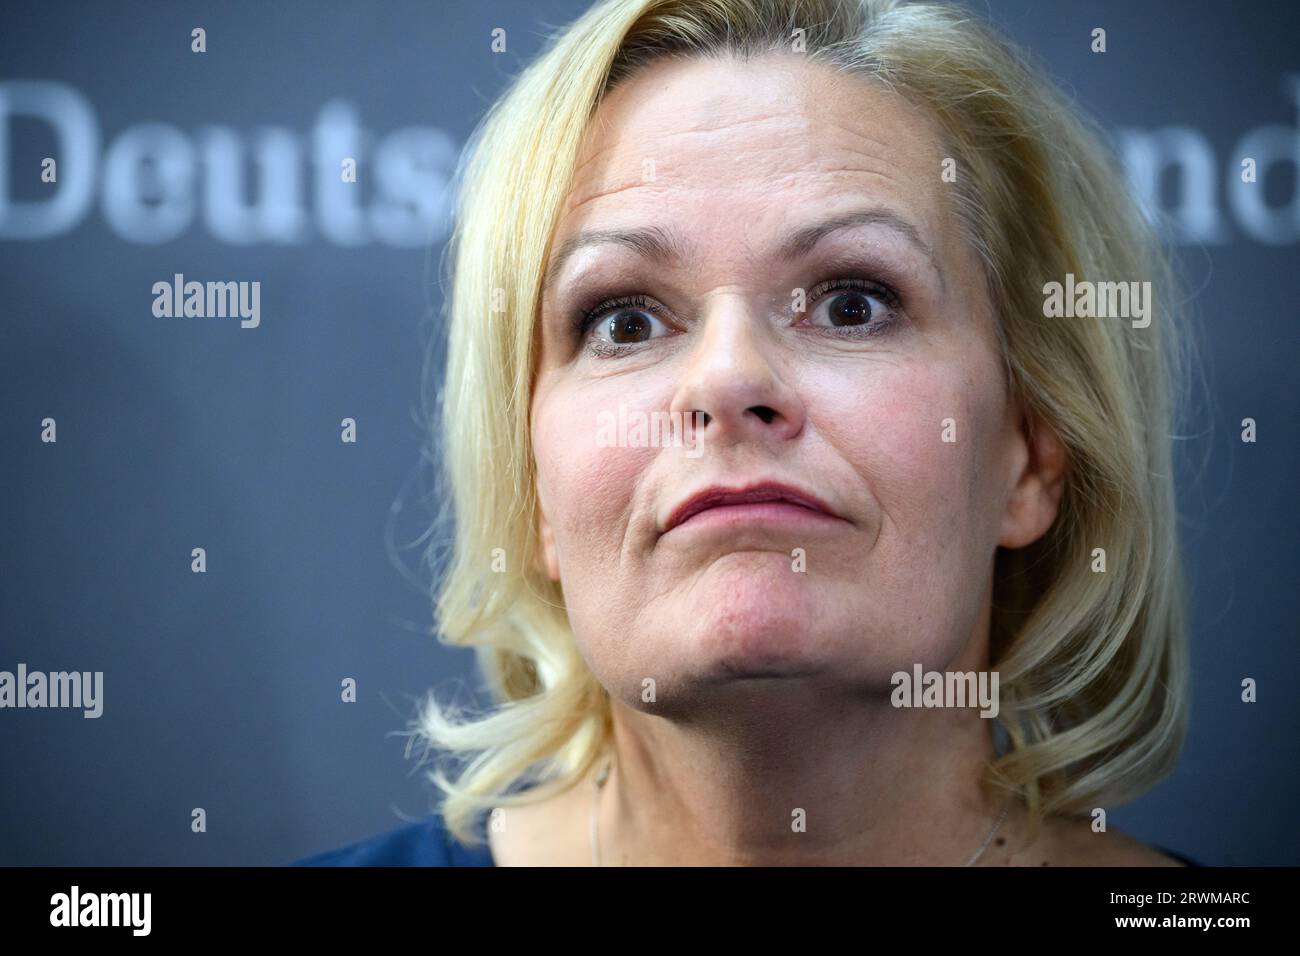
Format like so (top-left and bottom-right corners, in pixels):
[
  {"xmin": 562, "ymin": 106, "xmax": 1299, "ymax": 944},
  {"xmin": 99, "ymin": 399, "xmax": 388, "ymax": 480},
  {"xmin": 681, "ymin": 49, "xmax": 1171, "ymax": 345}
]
[{"xmin": 542, "ymin": 206, "xmax": 943, "ymax": 291}]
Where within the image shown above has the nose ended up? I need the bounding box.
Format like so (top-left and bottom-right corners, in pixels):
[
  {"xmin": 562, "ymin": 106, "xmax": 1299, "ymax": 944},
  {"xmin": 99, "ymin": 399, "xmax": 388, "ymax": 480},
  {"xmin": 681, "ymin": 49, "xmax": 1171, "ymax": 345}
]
[{"xmin": 668, "ymin": 297, "xmax": 805, "ymax": 447}]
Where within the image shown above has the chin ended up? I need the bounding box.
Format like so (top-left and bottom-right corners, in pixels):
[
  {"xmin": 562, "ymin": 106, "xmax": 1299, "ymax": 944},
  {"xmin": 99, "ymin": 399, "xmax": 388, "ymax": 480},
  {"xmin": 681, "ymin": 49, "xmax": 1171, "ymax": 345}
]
[{"xmin": 672, "ymin": 564, "xmax": 844, "ymax": 679}]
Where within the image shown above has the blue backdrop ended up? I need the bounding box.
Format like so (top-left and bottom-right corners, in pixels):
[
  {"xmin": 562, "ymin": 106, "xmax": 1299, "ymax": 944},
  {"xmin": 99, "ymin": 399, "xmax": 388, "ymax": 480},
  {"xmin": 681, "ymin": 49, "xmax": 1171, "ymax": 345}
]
[{"xmin": 1, "ymin": 0, "xmax": 1296, "ymax": 866}]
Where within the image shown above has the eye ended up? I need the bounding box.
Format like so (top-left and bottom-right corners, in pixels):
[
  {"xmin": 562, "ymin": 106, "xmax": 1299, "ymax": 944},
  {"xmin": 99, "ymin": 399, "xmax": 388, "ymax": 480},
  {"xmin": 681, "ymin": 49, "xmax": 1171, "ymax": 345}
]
[
  {"xmin": 803, "ymin": 279, "xmax": 901, "ymax": 334},
  {"xmin": 576, "ymin": 294, "xmax": 674, "ymax": 348}
]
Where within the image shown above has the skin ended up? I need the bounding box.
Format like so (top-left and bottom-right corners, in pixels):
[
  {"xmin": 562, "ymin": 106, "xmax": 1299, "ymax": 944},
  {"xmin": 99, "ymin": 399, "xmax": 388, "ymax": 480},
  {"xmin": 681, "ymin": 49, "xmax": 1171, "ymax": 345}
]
[{"xmin": 492, "ymin": 52, "xmax": 1180, "ymax": 866}]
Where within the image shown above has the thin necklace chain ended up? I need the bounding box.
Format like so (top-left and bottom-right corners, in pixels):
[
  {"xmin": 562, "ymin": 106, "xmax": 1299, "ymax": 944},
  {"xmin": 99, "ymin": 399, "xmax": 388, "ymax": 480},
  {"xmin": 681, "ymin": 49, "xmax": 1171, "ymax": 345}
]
[{"xmin": 589, "ymin": 756, "xmax": 1011, "ymax": 866}]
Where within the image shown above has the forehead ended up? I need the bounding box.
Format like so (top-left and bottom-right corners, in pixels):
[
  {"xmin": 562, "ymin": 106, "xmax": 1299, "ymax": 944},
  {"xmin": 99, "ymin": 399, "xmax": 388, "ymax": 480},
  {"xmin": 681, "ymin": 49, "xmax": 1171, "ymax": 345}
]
[{"xmin": 551, "ymin": 53, "xmax": 951, "ymax": 262}]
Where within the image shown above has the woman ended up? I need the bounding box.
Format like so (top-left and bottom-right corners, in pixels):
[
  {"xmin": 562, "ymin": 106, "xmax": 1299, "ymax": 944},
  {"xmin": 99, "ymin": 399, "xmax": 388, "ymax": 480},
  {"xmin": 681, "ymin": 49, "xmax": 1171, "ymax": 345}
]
[{"xmin": 299, "ymin": 0, "xmax": 1195, "ymax": 866}]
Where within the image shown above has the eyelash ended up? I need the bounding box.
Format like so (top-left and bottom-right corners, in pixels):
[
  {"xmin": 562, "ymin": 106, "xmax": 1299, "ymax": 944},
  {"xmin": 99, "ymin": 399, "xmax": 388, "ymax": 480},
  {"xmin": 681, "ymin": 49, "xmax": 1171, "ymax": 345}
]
[{"xmin": 572, "ymin": 278, "xmax": 902, "ymax": 357}]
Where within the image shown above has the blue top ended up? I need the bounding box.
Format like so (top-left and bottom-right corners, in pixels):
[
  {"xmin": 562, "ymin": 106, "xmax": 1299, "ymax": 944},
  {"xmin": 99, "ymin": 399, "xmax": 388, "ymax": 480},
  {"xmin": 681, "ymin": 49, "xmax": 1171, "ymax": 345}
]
[
  {"xmin": 292, "ymin": 813, "xmax": 1202, "ymax": 867},
  {"xmin": 293, "ymin": 811, "xmax": 495, "ymax": 867}
]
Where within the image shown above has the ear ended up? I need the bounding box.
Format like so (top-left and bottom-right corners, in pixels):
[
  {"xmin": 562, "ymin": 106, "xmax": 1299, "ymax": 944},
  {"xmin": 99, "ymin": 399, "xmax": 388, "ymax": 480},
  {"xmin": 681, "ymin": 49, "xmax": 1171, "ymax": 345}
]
[{"xmin": 998, "ymin": 403, "xmax": 1068, "ymax": 549}]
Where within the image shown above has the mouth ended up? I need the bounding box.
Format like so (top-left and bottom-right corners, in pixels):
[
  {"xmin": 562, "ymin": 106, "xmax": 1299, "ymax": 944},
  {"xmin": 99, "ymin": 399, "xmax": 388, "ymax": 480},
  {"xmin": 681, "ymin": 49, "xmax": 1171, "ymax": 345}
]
[{"xmin": 661, "ymin": 481, "xmax": 844, "ymax": 535}]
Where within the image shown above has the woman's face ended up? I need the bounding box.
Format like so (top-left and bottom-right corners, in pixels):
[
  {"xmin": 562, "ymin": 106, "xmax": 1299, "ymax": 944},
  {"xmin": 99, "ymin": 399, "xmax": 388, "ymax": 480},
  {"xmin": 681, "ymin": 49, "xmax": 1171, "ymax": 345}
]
[{"xmin": 530, "ymin": 54, "xmax": 1053, "ymax": 711}]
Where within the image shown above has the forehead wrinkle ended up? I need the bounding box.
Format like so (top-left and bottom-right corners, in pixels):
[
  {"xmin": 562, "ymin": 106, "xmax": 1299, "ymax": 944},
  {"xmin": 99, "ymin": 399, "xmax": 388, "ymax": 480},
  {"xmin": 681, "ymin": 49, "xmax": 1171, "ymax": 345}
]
[
  {"xmin": 565, "ymin": 176, "xmax": 655, "ymax": 214},
  {"xmin": 568, "ymin": 108, "xmax": 789, "ymax": 183},
  {"xmin": 661, "ymin": 111, "xmax": 789, "ymax": 137},
  {"xmin": 566, "ymin": 120, "xmax": 921, "ymax": 227},
  {"xmin": 823, "ymin": 115, "xmax": 923, "ymax": 158},
  {"xmin": 571, "ymin": 101, "xmax": 816, "ymax": 181},
  {"xmin": 544, "ymin": 220, "xmax": 698, "ymax": 292}
]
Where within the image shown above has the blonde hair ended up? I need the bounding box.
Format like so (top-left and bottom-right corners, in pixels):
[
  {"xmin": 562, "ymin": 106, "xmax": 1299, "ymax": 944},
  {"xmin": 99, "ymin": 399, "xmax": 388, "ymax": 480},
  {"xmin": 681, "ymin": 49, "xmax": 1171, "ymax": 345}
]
[{"xmin": 414, "ymin": 0, "xmax": 1192, "ymax": 848}]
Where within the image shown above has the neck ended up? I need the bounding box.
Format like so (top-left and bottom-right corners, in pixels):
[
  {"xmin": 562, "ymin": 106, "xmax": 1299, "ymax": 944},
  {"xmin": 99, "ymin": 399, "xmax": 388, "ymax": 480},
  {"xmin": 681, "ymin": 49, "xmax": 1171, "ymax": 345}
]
[{"xmin": 595, "ymin": 639, "xmax": 1023, "ymax": 866}]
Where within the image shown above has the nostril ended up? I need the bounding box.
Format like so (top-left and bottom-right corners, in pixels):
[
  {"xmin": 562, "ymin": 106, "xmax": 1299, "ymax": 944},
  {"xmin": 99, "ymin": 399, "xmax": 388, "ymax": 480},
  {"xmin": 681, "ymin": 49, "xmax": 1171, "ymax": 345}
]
[{"xmin": 749, "ymin": 405, "xmax": 776, "ymax": 424}]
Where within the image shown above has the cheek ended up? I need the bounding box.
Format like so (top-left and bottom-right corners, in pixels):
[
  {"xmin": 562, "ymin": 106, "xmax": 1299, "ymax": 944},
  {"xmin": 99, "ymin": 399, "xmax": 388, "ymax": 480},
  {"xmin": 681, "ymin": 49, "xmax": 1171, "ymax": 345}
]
[
  {"xmin": 816, "ymin": 355, "xmax": 1007, "ymax": 556},
  {"xmin": 532, "ymin": 381, "xmax": 657, "ymax": 570}
]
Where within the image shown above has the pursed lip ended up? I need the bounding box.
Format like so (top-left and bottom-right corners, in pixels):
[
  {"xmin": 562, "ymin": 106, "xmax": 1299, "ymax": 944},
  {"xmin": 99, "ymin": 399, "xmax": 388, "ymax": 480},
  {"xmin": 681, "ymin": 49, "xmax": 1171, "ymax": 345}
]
[{"xmin": 661, "ymin": 481, "xmax": 844, "ymax": 535}]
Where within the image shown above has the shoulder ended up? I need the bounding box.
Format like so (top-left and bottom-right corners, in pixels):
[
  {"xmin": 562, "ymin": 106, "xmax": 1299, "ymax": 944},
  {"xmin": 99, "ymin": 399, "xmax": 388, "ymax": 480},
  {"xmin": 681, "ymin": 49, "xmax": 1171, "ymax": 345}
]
[
  {"xmin": 1031, "ymin": 815, "xmax": 1197, "ymax": 867},
  {"xmin": 291, "ymin": 813, "xmax": 493, "ymax": 867}
]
